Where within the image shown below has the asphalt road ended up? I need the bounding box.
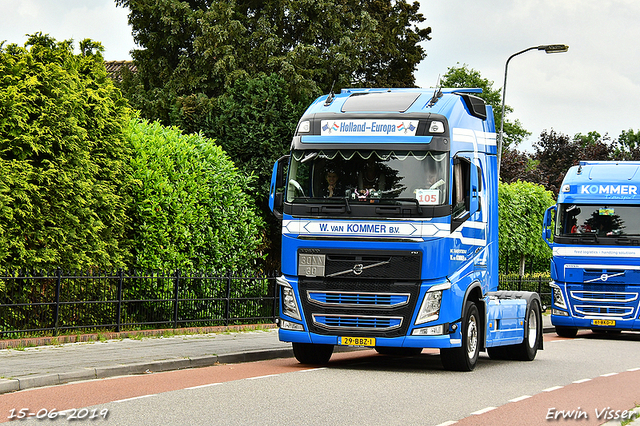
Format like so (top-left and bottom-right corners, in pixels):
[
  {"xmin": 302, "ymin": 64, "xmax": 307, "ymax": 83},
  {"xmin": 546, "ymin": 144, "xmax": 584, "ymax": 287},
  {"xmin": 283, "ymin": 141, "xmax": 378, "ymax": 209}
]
[{"xmin": 3, "ymin": 331, "xmax": 640, "ymax": 425}]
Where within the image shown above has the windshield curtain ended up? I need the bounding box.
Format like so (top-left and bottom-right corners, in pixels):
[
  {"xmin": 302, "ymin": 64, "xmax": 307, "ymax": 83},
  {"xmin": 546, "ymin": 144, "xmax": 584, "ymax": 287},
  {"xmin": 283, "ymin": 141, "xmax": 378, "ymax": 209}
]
[
  {"xmin": 286, "ymin": 149, "xmax": 448, "ymax": 205},
  {"xmin": 556, "ymin": 204, "xmax": 640, "ymax": 237}
]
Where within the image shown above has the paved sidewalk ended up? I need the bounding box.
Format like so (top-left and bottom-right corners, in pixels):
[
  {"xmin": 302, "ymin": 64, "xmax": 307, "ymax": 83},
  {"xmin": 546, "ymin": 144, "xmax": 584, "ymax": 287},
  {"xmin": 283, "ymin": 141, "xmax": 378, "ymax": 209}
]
[{"xmin": 0, "ymin": 327, "xmax": 292, "ymax": 394}]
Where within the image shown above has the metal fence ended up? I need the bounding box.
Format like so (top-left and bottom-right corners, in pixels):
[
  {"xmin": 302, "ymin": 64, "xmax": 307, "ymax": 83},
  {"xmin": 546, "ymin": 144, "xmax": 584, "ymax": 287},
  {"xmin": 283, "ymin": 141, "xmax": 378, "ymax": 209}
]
[
  {"xmin": 0, "ymin": 270, "xmax": 551, "ymax": 338},
  {"xmin": 0, "ymin": 269, "xmax": 279, "ymax": 338},
  {"xmin": 498, "ymin": 274, "xmax": 552, "ymax": 308}
]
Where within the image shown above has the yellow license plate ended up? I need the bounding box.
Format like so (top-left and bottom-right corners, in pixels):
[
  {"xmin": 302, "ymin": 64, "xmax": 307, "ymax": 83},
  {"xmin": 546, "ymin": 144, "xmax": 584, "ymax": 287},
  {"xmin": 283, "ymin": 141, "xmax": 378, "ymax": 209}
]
[
  {"xmin": 339, "ymin": 336, "xmax": 376, "ymax": 347},
  {"xmin": 591, "ymin": 319, "xmax": 616, "ymax": 326}
]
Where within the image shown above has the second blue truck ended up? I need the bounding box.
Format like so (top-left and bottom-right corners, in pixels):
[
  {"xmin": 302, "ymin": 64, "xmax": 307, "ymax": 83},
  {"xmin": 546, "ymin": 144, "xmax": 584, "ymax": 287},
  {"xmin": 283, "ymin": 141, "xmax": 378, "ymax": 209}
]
[{"xmin": 543, "ymin": 161, "xmax": 640, "ymax": 337}]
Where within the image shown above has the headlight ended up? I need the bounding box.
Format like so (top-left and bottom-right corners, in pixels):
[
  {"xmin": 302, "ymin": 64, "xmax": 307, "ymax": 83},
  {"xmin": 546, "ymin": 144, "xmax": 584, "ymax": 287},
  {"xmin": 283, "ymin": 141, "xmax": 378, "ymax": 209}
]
[
  {"xmin": 279, "ymin": 319, "xmax": 304, "ymax": 331},
  {"xmin": 550, "ymin": 282, "xmax": 567, "ymax": 310},
  {"xmin": 415, "ymin": 290, "xmax": 442, "ymax": 324},
  {"xmin": 412, "ymin": 325, "xmax": 444, "ymax": 336},
  {"xmin": 277, "ymin": 276, "xmax": 302, "ymax": 320}
]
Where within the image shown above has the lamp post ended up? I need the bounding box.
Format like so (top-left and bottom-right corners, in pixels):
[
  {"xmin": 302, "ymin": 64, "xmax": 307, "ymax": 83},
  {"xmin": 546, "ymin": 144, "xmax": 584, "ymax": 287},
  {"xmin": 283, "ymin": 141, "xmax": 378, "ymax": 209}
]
[{"xmin": 497, "ymin": 44, "xmax": 569, "ymax": 176}]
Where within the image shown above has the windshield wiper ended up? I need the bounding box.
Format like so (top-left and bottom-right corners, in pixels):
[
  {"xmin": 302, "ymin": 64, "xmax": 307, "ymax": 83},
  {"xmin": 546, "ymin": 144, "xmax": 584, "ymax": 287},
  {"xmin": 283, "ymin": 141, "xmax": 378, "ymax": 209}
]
[{"xmin": 393, "ymin": 198, "xmax": 423, "ymax": 215}]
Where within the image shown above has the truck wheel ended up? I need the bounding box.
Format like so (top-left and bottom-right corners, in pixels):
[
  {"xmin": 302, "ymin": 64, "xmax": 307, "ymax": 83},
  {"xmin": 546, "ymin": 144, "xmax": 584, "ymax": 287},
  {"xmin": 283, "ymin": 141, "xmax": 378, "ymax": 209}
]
[
  {"xmin": 292, "ymin": 342, "xmax": 334, "ymax": 365},
  {"xmin": 441, "ymin": 302, "xmax": 480, "ymax": 371},
  {"xmin": 555, "ymin": 326, "xmax": 578, "ymax": 338},
  {"xmin": 510, "ymin": 301, "xmax": 541, "ymax": 361},
  {"xmin": 375, "ymin": 347, "xmax": 423, "ymax": 356}
]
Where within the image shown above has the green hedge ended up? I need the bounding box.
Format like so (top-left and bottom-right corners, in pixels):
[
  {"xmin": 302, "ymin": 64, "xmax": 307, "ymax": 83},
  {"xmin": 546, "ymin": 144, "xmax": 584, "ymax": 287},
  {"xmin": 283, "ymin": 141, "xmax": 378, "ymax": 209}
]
[
  {"xmin": 0, "ymin": 35, "xmax": 132, "ymax": 270},
  {"xmin": 126, "ymin": 119, "xmax": 265, "ymax": 271}
]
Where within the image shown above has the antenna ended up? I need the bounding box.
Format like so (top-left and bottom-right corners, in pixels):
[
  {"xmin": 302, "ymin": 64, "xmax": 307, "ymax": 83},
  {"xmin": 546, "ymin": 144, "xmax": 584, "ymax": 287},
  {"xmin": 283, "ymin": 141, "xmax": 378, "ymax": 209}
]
[
  {"xmin": 427, "ymin": 75, "xmax": 443, "ymax": 107},
  {"xmin": 324, "ymin": 81, "xmax": 336, "ymax": 106}
]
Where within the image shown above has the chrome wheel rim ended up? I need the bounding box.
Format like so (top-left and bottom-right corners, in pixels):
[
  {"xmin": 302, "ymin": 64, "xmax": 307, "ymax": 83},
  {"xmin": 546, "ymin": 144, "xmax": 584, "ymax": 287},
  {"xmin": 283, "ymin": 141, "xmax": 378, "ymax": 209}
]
[
  {"xmin": 528, "ymin": 312, "xmax": 538, "ymax": 349},
  {"xmin": 467, "ymin": 315, "xmax": 478, "ymax": 359}
]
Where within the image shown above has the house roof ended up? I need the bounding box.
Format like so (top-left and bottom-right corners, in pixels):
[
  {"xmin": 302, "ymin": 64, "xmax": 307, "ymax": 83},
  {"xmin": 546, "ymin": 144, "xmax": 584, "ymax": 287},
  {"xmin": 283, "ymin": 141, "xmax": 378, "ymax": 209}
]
[{"xmin": 104, "ymin": 61, "xmax": 137, "ymax": 81}]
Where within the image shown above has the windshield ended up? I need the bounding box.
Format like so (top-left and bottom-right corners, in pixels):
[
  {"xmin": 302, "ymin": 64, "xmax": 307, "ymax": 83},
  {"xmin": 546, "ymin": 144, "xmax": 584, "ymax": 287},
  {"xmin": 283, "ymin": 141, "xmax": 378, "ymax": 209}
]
[
  {"xmin": 286, "ymin": 149, "xmax": 448, "ymax": 205},
  {"xmin": 556, "ymin": 204, "xmax": 640, "ymax": 238}
]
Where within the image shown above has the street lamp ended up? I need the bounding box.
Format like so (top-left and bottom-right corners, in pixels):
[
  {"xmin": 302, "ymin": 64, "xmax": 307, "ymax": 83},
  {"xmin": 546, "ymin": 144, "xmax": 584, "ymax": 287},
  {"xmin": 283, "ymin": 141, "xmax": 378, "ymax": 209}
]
[{"xmin": 497, "ymin": 44, "xmax": 569, "ymax": 175}]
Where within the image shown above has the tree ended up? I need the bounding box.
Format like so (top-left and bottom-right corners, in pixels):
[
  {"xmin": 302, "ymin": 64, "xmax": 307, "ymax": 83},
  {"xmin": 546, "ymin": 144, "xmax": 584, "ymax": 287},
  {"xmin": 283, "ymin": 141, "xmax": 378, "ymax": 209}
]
[
  {"xmin": 498, "ymin": 181, "xmax": 555, "ymax": 276},
  {"xmin": 613, "ymin": 129, "xmax": 640, "ymax": 160},
  {"xmin": 0, "ymin": 34, "xmax": 133, "ymax": 270},
  {"xmin": 115, "ymin": 0, "xmax": 431, "ymax": 123},
  {"xmin": 534, "ymin": 130, "xmax": 611, "ymax": 196},
  {"xmin": 499, "ymin": 148, "xmax": 544, "ymax": 185},
  {"xmin": 439, "ymin": 64, "xmax": 530, "ymax": 152}
]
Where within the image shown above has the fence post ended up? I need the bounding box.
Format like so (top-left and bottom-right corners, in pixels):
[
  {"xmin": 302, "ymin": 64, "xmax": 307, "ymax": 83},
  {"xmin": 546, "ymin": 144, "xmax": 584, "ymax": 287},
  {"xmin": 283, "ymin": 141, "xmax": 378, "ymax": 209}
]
[
  {"xmin": 225, "ymin": 272, "xmax": 232, "ymax": 326},
  {"xmin": 272, "ymin": 272, "xmax": 278, "ymax": 323},
  {"xmin": 538, "ymin": 276, "xmax": 542, "ymax": 295},
  {"xmin": 173, "ymin": 270, "xmax": 180, "ymax": 329},
  {"xmin": 116, "ymin": 269, "xmax": 124, "ymax": 332},
  {"xmin": 53, "ymin": 268, "xmax": 62, "ymax": 336}
]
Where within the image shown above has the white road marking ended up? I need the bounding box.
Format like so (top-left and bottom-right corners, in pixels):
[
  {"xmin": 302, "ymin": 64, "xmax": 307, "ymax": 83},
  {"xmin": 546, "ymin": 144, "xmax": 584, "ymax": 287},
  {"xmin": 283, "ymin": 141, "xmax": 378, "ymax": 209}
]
[
  {"xmin": 114, "ymin": 394, "xmax": 155, "ymax": 403},
  {"xmin": 509, "ymin": 395, "xmax": 531, "ymax": 402},
  {"xmin": 471, "ymin": 406, "xmax": 497, "ymax": 415},
  {"xmin": 186, "ymin": 382, "xmax": 223, "ymax": 390}
]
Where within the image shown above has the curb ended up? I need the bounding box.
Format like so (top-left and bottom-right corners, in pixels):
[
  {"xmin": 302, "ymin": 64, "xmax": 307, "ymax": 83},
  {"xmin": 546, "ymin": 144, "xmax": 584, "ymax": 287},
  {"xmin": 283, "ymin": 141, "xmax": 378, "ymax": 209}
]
[{"xmin": 0, "ymin": 323, "xmax": 278, "ymax": 350}]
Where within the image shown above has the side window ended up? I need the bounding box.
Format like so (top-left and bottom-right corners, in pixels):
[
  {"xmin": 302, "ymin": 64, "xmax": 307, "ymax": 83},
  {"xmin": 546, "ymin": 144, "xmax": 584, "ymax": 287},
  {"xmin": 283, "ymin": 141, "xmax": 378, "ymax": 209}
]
[{"xmin": 451, "ymin": 156, "xmax": 479, "ymax": 231}]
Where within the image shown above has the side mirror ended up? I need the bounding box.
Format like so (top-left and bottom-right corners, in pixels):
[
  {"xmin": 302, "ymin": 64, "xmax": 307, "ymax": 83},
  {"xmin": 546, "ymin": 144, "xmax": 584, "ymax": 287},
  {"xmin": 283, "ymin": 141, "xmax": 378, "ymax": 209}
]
[
  {"xmin": 269, "ymin": 155, "xmax": 289, "ymax": 219},
  {"xmin": 541, "ymin": 205, "xmax": 556, "ymax": 248}
]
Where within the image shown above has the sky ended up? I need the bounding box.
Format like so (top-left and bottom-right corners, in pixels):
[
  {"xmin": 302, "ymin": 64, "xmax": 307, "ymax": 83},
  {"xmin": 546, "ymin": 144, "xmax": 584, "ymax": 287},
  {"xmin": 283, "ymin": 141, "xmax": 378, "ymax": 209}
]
[{"xmin": 2, "ymin": 0, "xmax": 639, "ymax": 151}]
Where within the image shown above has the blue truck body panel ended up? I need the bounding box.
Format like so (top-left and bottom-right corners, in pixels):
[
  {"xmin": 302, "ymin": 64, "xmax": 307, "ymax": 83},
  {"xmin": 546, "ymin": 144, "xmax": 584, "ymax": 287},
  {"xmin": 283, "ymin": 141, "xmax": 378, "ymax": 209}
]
[
  {"xmin": 270, "ymin": 88, "xmax": 541, "ymax": 367},
  {"xmin": 543, "ymin": 161, "xmax": 640, "ymax": 332}
]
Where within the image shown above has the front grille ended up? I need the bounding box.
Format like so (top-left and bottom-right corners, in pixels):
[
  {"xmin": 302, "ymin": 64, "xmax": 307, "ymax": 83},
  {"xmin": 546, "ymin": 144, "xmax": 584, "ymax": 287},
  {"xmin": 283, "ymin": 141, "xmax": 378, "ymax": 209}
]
[
  {"xmin": 312, "ymin": 314, "xmax": 402, "ymax": 331},
  {"xmin": 300, "ymin": 278, "xmax": 420, "ymax": 338},
  {"xmin": 571, "ymin": 291, "xmax": 637, "ymax": 303},
  {"xmin": 566, "ymin": 282, "xmax": 640, "ymax": 319},
  {"xmin": 297, "ymin": 249, "xmax": 422, "ymax": 338},
  {"xmin": 307, "ymin": 291, "xmax": 409, "ymax": 308},
  {"xmin": 575, "ymin": 305, "xmax": 634, "ymax": 317}
]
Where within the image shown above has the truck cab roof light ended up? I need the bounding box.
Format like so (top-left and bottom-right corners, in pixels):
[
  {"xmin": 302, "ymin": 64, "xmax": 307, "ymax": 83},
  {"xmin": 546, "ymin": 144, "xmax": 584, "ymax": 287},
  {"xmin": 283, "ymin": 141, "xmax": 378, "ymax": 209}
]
[
  {"xmin": 429, "ymin": 121, "xmax": 445, "ymax": 133},
  {"xmin": 298, "ymin": 121, "xmax": 311, "ymax": 133}
]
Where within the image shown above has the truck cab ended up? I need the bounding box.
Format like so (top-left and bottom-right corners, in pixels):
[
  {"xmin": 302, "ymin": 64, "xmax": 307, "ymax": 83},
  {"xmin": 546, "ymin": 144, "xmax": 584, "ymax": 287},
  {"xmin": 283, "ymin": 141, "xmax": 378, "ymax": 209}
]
[
  {"xmin": 543, "ymin": 161, "xmax": 640, "ymax": 337},
  {"xmin": 270, "ymin": 88, "xmax": 542, "ymax": 370}
]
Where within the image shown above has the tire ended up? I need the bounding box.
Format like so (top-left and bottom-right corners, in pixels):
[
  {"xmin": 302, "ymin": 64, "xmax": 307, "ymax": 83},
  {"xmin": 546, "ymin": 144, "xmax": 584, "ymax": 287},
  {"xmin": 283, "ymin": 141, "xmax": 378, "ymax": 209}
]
[
  {"xmin": 292, "ymin": 342, "xmax": 334, "ymax": 365},
  {"xmin": 375, "ymin": 347, "xmax": 423, "ymax": 356},
  {"xmin": 555, "ymin": 326, "xmax": 578, "ymax": 338},
  {"xmin": 510, "ymin": 301, "xmax": 541, "ymax": 361},
  {"xmin": 441, "ymin": 301, "xmax": 480, "ymax": 371}
]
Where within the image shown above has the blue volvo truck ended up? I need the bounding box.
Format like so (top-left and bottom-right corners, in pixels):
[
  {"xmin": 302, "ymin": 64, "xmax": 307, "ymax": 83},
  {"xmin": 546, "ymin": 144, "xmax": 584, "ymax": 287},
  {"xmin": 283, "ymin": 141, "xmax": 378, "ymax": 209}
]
[
  {"xmin": 269, "ymin": 88, "xmax": 542, "ymax": 371},
  {"xmin": 542, "ymin": 161, "xmax": 640, "ymax": 337}
]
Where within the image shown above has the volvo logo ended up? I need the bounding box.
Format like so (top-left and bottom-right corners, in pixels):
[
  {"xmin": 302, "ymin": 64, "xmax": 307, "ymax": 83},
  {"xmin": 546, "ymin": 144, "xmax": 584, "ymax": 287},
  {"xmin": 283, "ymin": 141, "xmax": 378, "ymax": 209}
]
[
  {"xmin": 326, "ymin": 260, "xmax": 391, "ymax": 278},
  {"xmin": 353, "ymin": 264, "xmax": 364, "ymax": 275}
]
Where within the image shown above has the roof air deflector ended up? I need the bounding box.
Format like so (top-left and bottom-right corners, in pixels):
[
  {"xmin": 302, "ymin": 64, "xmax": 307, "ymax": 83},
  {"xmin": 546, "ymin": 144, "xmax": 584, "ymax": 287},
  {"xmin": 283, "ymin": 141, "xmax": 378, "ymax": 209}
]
[
  {"xmin": 459, "ymin": 94, "xmax": 487, "ymax": 120},
  {"xmin": 341, "ymin": 92, "xmax": 421, "ymax": 113}
]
